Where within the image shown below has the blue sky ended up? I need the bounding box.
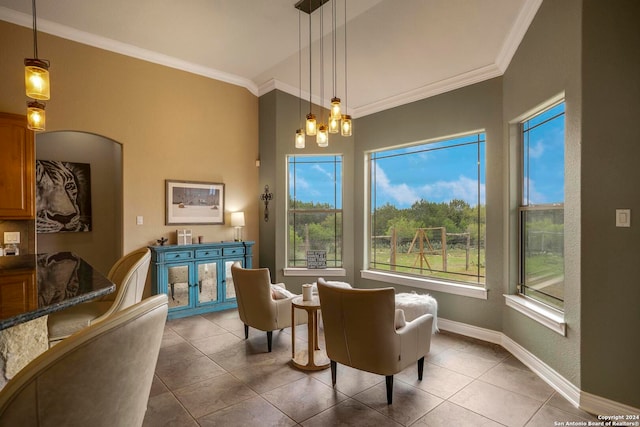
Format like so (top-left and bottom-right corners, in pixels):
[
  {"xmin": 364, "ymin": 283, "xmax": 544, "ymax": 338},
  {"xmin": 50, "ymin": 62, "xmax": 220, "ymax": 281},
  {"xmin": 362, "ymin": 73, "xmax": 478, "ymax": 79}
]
[{"xmin": 290, "ymin": 105, "xmax": 564, "ymax": 209}]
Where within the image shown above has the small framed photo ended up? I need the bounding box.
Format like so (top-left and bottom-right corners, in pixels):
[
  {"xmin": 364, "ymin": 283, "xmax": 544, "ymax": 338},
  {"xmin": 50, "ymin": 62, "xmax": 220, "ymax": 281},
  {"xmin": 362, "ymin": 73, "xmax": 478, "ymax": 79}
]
[{"xmin": 166, "ymin": 180, "xmax": 225, "ymax": 225}]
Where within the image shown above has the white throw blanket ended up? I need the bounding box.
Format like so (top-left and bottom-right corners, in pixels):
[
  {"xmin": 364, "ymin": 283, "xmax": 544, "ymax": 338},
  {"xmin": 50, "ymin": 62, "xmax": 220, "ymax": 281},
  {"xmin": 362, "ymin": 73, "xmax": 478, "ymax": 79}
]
[{"xmin": 395, "ymin": 292, "xmax": 438, "ymax": 333}]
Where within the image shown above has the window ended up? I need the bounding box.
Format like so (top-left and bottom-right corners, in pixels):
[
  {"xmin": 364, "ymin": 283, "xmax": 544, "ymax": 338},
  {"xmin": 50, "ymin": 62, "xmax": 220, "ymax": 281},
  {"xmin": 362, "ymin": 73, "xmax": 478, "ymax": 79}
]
[
  {"xmin": 287, "ymin": 155, "xmax": 343, "ymax": 268},
  {"xmin": 519, "ymin": 101, "xmax": 565, "ymax": 310},
  {"xmin": 368, "ymin": 133, "xmax": 486, "ymax": 285}
]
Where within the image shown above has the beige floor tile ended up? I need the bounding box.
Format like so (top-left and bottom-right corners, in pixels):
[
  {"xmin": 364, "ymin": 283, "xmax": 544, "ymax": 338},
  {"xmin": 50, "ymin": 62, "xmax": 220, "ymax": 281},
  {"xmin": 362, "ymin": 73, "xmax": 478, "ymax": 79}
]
[
  {"xmin": 156, "ymin": 341, "xmax": 205, "ymax": 369},
  {"xmin": 396, "ymin": 362, "xmax": 474, "ymax": 399},
  {"xmin": 143, "ymin": 392, "xmax": 198, "ymax": 427},
  {"xmin": 168, "ymin": 316, "xmax": 228, "ymax": 340},
  {"xmin": 480, "ymin": 362, "xmax": 555, "ymax": 402},
  {"xmin": 525, "ymin": 403, "xmax": 595, "ymax": 427},
  {"xmin": 229, "ymin": 358, "xmax": 307, "ymax": 394},
  {"xmin": 353, "ymin": 379, "xmax": 443, "ymax": 426},
  {"xmin": 302, "ymin": 398, "xmax": 402, "ymax": 427},
  {"xmin": 197, "ymin": 396, "xmax": 296, "ymax": 427},
  {"xmin": 311, "ymin": 363, "xmax": 383, "ymax": 397},
  {"xmin": 190, "ymin": 331, "xmax": 244, "ymax": 355},
  {"xmin": 546, "ymin": 392, "xmax": 599, "ymax": 420},
  {"xmin": 262, "ymin": 376, "xmax": 348, "ymax": 423},
  {"xmin": 427, "ymin": 347, "xmax": 499, "ymax": 378},
  {"xmin": 412, "ymin": 401, "xmax": 504, "ymax": 427},
  {"xmin": 450, "ymin": 380, "xmax": 543, "ymax": 427},
  {"xmin": 149, "ymin": 374, "xmax": 169, "ymax": 397},
  {"xmin": 173, "ymin": 373, "xmax": 257, "ymax": 419},
  {"xmin": 161, "ymin": 328, "xmax": 188, "ymax": 348},
  {"xmin": 155, "ymin": 354, "xmax": 226, "ymax": 389},
  {"xmin": 456, "ymin": 339, "xmax": 511, "ymax": 363}
]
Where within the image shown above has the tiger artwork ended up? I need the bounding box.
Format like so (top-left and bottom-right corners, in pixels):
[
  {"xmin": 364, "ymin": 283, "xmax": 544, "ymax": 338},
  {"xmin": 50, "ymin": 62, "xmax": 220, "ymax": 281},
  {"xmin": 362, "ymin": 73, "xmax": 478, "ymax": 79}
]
[{"xmin": 36, "ymin": 160, "xmax": 92, "ymax": 233}]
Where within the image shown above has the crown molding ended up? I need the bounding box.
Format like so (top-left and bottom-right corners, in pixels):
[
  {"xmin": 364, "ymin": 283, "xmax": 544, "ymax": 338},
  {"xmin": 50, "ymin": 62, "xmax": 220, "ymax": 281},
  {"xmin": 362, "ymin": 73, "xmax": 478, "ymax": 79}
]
[
  {"xmin": 495, "ymin": 0, "xmax": 543, "ymax": 72},
  {"xmin": 0, "ymin": 7, "xmax": 259, "ymax": 96}
]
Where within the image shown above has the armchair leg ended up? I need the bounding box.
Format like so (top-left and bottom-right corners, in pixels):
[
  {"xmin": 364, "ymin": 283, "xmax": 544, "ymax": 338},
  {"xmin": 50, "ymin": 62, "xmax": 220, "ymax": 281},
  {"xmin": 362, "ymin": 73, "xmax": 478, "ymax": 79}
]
[
  {"xmin": 385, "ymin": 375, "xmax": 394, "ymax": 404},
  {"xmin": 417, "ymin": 356, "xmax": 425, "ymax": 381},
  {"xmin": 244, "ymin": 324, "xmax": 249, "ymax": 339},
  {"xmin": 267, "ymin": 331, "xmax": 273, "ymax": 352},
  {"xmin": 330, "ymin": 361, "xmax": 337, "ymax": 386}
]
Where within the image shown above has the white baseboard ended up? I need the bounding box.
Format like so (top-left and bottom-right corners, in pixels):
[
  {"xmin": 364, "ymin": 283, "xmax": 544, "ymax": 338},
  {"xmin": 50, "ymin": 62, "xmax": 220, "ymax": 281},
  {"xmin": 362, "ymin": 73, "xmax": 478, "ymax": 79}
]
[{"xmin": 437, "ymin": 317, "xmax": 640, "ymax": 416}]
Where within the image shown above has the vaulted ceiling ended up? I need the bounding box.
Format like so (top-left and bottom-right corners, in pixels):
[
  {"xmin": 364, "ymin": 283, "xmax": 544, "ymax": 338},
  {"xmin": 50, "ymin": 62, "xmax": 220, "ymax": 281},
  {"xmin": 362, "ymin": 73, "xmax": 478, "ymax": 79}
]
[{"xmin": 0, "ymin": 0, "xmax": 541, "ymax": 117}]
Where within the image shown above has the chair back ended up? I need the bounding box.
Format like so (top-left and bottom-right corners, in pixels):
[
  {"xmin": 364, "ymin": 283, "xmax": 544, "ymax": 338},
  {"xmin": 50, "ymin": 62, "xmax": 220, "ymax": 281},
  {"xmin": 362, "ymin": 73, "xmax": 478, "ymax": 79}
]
[
  {"xmin": 231, "ymin": 262, "xmax": 277, "ymax": 329},
  {"xmin": 101, "ymin": 248, "xmax": 151, "ymax": 314},
  {"xmin": 0, "ymin": 294, "xmax": 168, "ymax": 427},
  {"xmin": 317, "ymin": 278, "xmax": 400, "ymax": 375}
]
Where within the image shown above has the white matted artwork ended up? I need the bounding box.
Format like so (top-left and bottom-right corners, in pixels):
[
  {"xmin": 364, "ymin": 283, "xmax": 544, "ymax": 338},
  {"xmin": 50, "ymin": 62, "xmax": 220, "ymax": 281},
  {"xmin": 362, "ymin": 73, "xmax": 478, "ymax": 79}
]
[{"xmin": 166, "ymin": 180, "xmax": 224, "ymax": 225}]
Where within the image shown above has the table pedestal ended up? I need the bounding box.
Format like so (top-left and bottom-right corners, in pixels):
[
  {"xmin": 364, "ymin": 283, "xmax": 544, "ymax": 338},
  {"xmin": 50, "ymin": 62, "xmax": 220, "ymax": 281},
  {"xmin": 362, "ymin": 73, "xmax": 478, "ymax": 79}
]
[{"xmin": 291, "ymin": 296, "xmax": 329, "ymax": 371}]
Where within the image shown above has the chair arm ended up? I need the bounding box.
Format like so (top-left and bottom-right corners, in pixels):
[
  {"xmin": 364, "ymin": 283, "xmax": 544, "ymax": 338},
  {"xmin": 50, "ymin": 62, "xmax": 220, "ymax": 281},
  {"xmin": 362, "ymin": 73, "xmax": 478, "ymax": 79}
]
[{"xmin": 396, "ymin": 313, "xmax": 433, "ymax": 369}]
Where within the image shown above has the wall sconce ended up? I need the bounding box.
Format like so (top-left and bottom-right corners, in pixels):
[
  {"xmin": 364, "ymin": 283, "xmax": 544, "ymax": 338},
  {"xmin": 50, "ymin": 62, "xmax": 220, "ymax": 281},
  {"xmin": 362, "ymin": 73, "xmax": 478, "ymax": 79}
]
[
  {"xmin": 230, "ymin": 211, "xmax": 245, "ymax": 241},
  {"xmin": 260, "ymin": 185, "xmax": 273, "ymax": 222}
]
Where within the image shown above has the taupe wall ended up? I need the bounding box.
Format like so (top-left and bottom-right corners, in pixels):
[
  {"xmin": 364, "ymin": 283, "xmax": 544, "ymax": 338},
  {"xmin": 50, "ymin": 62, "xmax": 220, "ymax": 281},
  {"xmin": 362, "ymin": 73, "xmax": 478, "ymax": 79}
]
[
  {"xmin": 36, "ymin": 131, "xmax": 122, "ymax": 275},
  {"xmin": 581, "ymin": 0, "xmax": 640, "ymax": 409},
  {"xmin": 0, "ymin": 21, "xmax": 260, "ymax": 274},
  {"xmin": 502, "ymin": 0, "xmax": 582, "ymax": 388}
]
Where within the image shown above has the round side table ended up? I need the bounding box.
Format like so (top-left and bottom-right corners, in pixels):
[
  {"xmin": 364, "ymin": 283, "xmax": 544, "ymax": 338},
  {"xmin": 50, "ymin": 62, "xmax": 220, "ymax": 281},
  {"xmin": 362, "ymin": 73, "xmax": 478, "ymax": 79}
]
[{"xmin": 291, "ymin": 296, "xmax": 330, "ymax": 371}]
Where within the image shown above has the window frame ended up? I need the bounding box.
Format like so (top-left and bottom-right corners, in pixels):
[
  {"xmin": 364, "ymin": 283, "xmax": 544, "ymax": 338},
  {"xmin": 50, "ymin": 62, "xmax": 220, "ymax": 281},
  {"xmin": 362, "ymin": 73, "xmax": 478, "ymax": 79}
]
[
  {"xmin": 361, "ymin": 131, "xmax": 488, "ymax": 299},
  {"xmin": 284, "ymin": 154, "xmax": 344, "ymax": 273},
  {"xmin": 517, "ymin": 100, "xmax": 566, "ymax": 311}
]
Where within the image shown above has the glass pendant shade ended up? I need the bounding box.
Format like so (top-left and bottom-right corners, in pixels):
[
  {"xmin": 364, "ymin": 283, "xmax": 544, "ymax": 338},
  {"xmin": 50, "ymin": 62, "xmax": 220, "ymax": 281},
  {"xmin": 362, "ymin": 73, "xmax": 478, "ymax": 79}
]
[
  {"xmin": 317, "ymin": 124, "xmax": 329, "ymax": 147},
  {"xmin": 24, "ymin": 59, "xmax": 50, "ymax": 100},
  {"xmin": 341, "ymin": 114, "xmax": 352, "ymax": 136},
  {"xmin": 306, "ymin": 113, "xmax": 317, "ymax": 136},
  {"xmin": 328, "ymin": 115, "xmax": 340, "ymax": 134},
  {"xmin": 27, "ymin": 101, "xmax": 46, "ymax": 131},
  {"xmin": 330, "ymin": 97, "xmax": 341, "ymax": 119},
  {"xmin": 295, "ymin": 129, "xmax": 305, "ymax": 148}
]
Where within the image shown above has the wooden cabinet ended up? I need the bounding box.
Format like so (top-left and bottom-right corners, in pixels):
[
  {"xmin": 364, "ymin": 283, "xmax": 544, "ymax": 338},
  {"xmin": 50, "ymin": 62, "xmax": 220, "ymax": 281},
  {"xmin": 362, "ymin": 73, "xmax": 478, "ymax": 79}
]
[
  {"xmin": 149, "ymin": 241, "xmax": 254, "ymax": 320},
  {"xmin": 0, "ymin": 113, "xmax": 35, "ymax": 219},
  {"xmin": 0, "ymin": 270, "xmax": 37, "ymax": 319}
]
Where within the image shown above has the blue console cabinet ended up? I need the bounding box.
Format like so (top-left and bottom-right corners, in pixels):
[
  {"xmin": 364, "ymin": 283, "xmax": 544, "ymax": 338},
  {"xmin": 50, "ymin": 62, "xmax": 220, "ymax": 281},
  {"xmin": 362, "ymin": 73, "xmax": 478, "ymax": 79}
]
[{"xmin": 149, "ymin": 241, "xmax": 254, "ymax": 319}]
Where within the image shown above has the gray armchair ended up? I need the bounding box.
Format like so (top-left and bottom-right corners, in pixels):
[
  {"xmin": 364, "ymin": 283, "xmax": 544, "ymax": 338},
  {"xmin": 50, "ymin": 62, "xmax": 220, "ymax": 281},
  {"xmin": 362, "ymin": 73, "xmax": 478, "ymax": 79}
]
[
  {"xmin": 316, "ymin": 278, "xmax": 433, "ymax": 404},
  {"xmin": 0, "ymin": 294, "xmax": 168, "ymax": 427}
]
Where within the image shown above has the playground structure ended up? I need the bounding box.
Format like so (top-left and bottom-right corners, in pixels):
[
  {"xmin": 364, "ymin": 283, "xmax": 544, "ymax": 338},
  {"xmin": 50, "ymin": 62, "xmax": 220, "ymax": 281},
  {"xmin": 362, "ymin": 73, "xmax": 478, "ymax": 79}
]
[{"xmin": 376, "ymin": 227, "xmax": 471, "ymax": 273}]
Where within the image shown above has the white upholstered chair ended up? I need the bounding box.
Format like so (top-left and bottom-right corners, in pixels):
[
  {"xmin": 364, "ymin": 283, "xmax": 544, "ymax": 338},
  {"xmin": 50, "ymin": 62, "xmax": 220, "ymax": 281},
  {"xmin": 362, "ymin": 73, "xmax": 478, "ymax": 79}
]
[
  {"xmin": 231, "ymin": 262, "xmax": 306, "ymax": 352},
  {"xmin": 0, "ymin": 294, "xmax": 168, "ymax": 427},
  {"xmin": 47, "ymin": 247, "xmax": 151, "ymax": 345},
  {"xmin": 316, "ymin": 278, "xmax": 433, "ymax": 404}
]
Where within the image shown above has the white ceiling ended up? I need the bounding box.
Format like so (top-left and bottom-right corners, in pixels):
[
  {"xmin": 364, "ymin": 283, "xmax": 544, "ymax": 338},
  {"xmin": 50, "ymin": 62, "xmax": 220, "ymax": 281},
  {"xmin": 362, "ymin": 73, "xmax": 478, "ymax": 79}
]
[{"xmin": 0, "ymin": 0, "xmax": 541, "ymax": 118}]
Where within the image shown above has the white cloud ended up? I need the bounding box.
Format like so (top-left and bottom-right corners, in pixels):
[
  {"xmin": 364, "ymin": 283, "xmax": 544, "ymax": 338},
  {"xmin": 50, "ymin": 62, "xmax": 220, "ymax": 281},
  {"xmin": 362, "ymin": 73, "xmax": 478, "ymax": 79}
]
[
  {"xmin": 312, "ymin": 164, "xmax": 334, "ymax": 181},
  {"xmin": 418, "ymin": 175, "xmax": 485, "ymax": 206},
  {"xmin": 374, "ymin": 165, "xmax": 420, "ymax": 205},
  {"xmin": 529, "ymin": 140, "xmax": 545, "ymax": 159}
]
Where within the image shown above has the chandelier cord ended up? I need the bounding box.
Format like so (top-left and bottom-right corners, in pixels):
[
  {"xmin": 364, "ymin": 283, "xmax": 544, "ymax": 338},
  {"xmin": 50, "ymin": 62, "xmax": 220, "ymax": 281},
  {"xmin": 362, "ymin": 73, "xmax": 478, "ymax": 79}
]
[
  {"xmin": 298, "ymin": 10, "xmax": 302, "ymax": 128},
  {"xmin": 343, "ymin": 0, "xmax": 348, "ymax": 113},
  {"xmin": 32, "ymin": 0, "xmax": 38, "ymax": 58},
  {"xmin": 319, "ymin": 3, "xmax": 324, "ymax": 123},
  {"xmin": 308, "ymin": 9, "xmax": 312, "ymax": 115}
]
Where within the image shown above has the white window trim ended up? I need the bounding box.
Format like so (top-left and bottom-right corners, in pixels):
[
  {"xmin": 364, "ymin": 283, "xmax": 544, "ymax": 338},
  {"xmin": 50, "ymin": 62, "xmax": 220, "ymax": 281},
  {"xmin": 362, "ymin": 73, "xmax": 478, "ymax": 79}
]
[
  {"xmin": 504, "ymin": 294, "xmax": 566, "ymax": 336},
  {"xmin": 283, "ymin": 268, "xmax": 346, "ymax": 277},
  {"xmin": 361, "ymin": 269, "xmax": 487, "ymax": 299}
]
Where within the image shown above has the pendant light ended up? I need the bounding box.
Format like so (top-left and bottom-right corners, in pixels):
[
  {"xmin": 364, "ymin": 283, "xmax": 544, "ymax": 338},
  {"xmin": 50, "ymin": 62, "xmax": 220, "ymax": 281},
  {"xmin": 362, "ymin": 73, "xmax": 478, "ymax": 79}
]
[
  {"xmin": 24, "ymin": 0, "xmax": 50, "ymax": 101},
  {"xmin": 295, "ymin": 0, "xmax": 352, "ymax": 147},
  {"xmin": 27, "ymin": 101, "xmax": 46, "ymax": 131}
]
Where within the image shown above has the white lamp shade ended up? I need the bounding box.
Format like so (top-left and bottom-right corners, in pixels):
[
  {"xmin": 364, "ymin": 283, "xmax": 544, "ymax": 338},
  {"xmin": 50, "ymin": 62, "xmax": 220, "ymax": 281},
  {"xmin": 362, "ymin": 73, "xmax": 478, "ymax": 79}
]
[{"xmin": 231, "ymin": 212, "xmax": 245, "ymax": 227}]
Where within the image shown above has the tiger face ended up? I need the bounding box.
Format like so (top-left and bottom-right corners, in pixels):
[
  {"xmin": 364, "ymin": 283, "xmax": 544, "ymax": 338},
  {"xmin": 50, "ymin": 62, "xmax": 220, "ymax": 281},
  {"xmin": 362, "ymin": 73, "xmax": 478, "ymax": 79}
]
[{"xmin": 36, "ymin": 160, "xmax": 89, "ymax": 233}]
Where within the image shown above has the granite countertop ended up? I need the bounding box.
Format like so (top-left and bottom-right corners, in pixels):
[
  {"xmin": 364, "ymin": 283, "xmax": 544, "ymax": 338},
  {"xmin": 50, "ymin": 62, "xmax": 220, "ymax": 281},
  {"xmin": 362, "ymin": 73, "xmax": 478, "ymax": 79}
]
[{"xmin": 0, "ymin": 252, "xmax": 115, "ymax": 330}]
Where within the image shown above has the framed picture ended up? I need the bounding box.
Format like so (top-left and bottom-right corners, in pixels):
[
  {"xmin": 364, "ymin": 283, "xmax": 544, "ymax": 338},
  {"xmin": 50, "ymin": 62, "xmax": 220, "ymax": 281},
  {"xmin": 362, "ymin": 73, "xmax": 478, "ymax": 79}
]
[{"xmin": 165, "ymin": 180, "xmax": 225, "ymax": 225}]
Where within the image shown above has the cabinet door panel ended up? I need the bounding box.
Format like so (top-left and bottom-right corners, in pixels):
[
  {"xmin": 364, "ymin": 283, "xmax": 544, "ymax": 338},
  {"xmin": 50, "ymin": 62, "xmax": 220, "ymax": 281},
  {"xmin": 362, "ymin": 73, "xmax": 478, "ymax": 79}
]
[
  {"xmin": 167, "ymin": 264, "xmax": 190, "ymax": 309},
  {"xmin": 0, "ymin": 113, "xmax": 34, "ymax": 218},
  {"xmin": 196, "ymin": 261, "xmax": 217, "ymax": 304}
]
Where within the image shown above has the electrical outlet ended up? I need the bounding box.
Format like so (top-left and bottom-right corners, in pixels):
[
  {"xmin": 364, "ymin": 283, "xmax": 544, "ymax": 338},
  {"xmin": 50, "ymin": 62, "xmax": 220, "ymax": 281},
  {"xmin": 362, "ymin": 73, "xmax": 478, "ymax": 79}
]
[{"xmin": 3, "ymin": 232, "xmax": 20, "ymax": 244}]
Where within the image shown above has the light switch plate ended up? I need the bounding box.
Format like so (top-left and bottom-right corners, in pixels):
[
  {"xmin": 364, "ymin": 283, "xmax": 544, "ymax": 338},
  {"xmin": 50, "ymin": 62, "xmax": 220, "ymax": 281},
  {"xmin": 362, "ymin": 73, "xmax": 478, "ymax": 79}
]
[
  {"xmin": 3, "ymin": 232, "xmax": 20, "ymax": 244},
  {"xmin": 616, "ymin": 209, "xmax": 631, "ymax": 227}
]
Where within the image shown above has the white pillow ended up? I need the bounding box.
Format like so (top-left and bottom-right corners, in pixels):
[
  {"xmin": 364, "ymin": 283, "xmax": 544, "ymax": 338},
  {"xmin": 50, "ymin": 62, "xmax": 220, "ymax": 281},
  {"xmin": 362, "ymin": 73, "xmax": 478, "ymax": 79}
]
[
  {"xmin": 394, "ymin": 309, "xmax": 406, "ymax": 329},
  {"xmin": 270, "ymin": 284, "xmax": 296, "ymax": 300}
]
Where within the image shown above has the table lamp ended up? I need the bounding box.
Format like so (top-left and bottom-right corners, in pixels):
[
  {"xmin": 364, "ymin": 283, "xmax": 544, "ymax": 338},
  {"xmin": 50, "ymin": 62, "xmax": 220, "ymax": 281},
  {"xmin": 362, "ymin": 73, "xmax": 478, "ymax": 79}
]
[{"xmin": 231, "ymin": 212, "xmax": 245, "ymax": 241}]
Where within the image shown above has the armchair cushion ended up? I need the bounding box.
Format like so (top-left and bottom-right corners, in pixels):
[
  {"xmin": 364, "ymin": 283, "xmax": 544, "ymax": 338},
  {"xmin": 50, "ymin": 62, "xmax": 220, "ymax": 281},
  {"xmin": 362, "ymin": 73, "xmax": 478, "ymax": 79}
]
[{"xmin": 270, "ymin": 284, "xmax": 296, "ymax": 300}]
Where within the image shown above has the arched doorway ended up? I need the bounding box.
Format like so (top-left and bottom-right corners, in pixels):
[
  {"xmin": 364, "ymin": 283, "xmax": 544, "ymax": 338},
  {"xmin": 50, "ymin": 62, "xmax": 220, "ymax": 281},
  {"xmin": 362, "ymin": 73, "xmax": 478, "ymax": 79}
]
[{"xmin": 36, "ymin": 131, "xmax": 123, "ymax": 275}]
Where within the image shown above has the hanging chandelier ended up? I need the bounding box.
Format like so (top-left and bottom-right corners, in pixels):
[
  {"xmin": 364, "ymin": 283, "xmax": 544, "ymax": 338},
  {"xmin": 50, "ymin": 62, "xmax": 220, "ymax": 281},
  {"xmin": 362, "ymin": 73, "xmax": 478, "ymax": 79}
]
[
  {"xmin": 24, "ymin": 0, "xmax": 50, "ymax": 131},
  {"xmin": 294, "ymin": 0, "xmax": 352, "ymax": 148}
]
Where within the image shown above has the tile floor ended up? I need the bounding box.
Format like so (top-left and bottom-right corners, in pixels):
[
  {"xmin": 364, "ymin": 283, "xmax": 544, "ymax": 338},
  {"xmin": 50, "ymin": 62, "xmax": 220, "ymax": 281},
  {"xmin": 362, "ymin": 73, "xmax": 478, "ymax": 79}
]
[{"xmin": 143, "ymin": 309, "xmax": 597, "ymax": 426}]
